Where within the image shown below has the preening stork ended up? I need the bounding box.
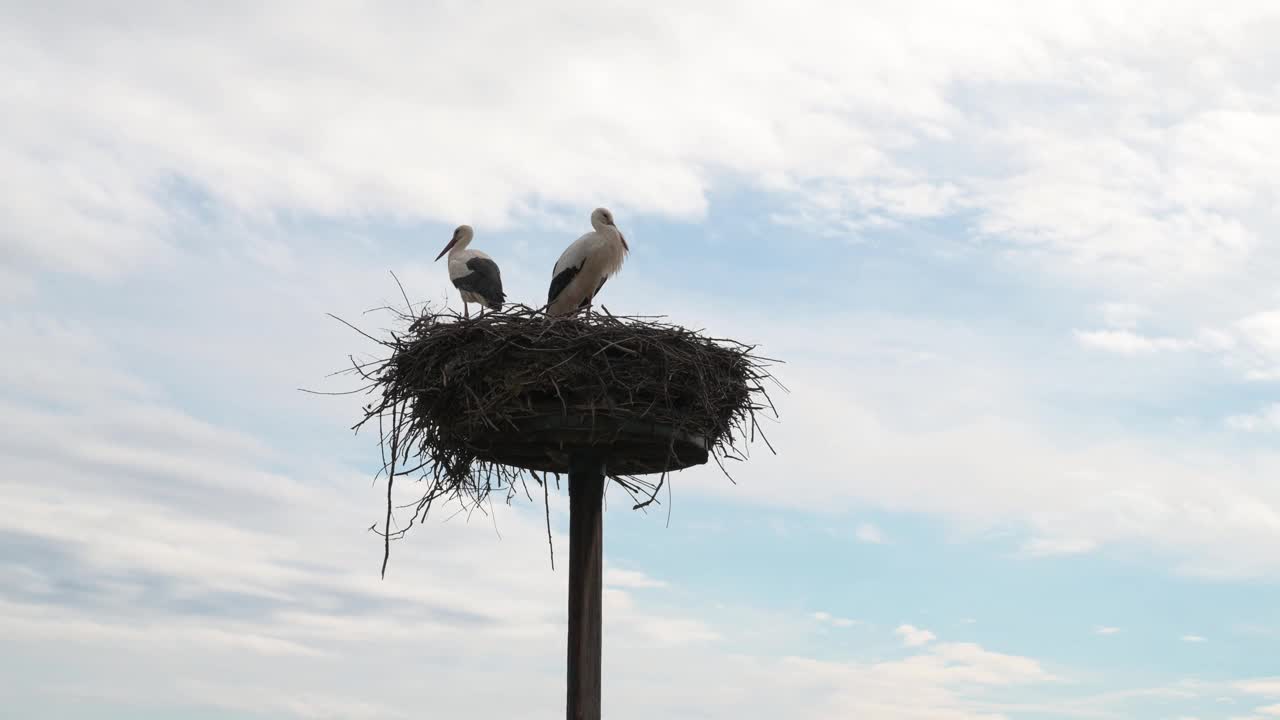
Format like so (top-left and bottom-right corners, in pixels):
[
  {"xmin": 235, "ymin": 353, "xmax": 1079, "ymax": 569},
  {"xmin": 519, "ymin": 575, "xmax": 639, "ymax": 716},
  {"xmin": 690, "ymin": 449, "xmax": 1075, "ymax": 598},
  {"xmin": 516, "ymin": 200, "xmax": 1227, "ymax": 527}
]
[
  {"xmin": 435, "ymin": 224, "xmax": 505, "ymax": 318},
  {"xmin": 546, "ymin": 207, "xmax": 629, "ymax": 317}
]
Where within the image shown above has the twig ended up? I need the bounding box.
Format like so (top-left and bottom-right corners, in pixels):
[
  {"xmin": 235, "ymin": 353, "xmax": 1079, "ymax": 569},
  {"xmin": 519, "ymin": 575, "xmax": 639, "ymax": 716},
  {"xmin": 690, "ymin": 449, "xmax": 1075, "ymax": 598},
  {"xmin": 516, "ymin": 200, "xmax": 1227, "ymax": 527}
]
[{"xmin": 544, "ymin": 476, "xmax": 555, "ymax": 571}]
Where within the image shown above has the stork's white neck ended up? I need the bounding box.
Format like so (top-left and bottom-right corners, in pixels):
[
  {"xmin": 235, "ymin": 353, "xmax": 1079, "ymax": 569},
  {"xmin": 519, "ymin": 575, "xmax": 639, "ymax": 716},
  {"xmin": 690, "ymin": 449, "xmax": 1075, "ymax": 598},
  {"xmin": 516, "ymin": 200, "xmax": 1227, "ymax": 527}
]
[{"xmin": 591, "ymin": 221, "xmax": 623, "ymax": 242}]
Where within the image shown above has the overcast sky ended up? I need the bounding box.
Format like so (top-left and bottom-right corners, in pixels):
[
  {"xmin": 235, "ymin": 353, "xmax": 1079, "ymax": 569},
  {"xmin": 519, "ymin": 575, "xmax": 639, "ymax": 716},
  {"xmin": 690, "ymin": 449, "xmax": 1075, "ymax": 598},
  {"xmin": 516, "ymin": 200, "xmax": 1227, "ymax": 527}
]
[{"xmin": 5, "ymin": 1, "xmax": 1280, "ymax": 718}]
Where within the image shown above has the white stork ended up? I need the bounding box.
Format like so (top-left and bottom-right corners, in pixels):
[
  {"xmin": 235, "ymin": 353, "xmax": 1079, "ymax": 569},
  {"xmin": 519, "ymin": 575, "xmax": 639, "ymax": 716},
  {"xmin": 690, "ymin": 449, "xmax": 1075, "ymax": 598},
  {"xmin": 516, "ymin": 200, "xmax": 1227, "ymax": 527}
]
[
  {"xmin": 434, "ymin": 224, "xmax": 505, "ymax": 318},
  {"xmin": 546, "ymin": 207, "xmax": 629, "ymax": 317}
]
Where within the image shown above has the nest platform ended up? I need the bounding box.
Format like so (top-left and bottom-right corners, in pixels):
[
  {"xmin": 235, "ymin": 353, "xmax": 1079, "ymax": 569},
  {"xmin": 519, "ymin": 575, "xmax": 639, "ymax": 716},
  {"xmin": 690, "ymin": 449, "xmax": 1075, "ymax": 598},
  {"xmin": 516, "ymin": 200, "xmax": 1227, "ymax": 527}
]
[{"xmin": 346, "ymin": 303, "xmax": 777, "ymax": 504}]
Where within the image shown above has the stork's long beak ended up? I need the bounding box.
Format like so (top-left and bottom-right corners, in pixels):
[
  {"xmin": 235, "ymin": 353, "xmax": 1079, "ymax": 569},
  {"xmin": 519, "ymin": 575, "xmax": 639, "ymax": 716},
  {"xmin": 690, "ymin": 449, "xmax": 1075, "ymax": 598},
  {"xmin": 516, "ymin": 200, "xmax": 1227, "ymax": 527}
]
[
  {"xmin": 434, "ymin": 237, "xmax": 457, "ymax": 261},
  {"xmin": 618, "ymin": 230, "xmax": 629, "ymax": 251}
]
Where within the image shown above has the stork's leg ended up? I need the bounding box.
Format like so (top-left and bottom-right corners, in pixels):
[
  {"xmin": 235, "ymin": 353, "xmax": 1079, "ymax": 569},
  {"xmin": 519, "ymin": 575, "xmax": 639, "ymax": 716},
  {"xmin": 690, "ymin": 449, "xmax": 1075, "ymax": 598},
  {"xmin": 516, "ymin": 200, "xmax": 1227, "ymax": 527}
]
[{"xmin": 463, "ymin": 300, "xmax": 470, "ymax": 319}]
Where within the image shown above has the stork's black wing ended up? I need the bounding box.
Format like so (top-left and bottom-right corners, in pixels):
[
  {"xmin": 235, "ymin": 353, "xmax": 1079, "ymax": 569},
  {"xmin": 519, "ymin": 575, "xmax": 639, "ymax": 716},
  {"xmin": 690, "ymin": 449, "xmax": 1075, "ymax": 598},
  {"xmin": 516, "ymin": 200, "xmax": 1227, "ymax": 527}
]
[
  {"xmin": 453, "ymin": 257, "xmax": 505, "ymax": 309},
  {"xmin": 548, "ymin": 263, "xmax": 581, "ymax": 305}
]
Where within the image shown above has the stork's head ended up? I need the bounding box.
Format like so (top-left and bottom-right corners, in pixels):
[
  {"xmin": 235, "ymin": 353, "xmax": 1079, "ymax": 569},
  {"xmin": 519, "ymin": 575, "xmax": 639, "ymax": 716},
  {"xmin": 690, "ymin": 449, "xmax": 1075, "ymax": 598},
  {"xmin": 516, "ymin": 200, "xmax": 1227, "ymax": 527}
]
[
  {"xmin": 590, "ymin": 207, "xmax": 616, "ymax": 230},
  {"xmin": 434, "ymin": 224, "xmax": 473, "ymax": 261},
  {"xmin": 590, "ymin": 207, "xmax": 628, "ymax": 251}
]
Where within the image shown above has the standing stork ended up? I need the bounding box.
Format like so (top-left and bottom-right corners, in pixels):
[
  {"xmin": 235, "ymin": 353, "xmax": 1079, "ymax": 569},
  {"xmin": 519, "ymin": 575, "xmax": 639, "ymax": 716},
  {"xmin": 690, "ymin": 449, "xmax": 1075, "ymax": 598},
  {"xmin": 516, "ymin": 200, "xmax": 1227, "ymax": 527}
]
[
  {"xmin": 546, "ymin": 207, "xmax": 629, "ymax": 317},
  {"xmin": 435, "ymin": 224, "xmax": 505, "ymax": 318}
]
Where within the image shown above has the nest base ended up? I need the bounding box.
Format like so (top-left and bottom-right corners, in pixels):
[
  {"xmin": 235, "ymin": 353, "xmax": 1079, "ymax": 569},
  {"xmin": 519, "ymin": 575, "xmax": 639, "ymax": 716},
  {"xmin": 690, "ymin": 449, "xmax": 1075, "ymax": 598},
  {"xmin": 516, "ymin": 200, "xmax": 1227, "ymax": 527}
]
[{"xmin": 471, "ymin": 410, "xmax": 709, "ymax": 476}]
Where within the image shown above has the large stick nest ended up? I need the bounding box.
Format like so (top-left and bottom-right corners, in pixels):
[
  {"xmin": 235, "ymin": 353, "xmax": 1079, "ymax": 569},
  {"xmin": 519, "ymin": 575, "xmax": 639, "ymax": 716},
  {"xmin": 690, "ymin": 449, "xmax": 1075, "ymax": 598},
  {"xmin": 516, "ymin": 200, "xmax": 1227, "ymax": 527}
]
[{"xmin": 327, "ymin": 290, "xmax": 782, "ymax": 574}]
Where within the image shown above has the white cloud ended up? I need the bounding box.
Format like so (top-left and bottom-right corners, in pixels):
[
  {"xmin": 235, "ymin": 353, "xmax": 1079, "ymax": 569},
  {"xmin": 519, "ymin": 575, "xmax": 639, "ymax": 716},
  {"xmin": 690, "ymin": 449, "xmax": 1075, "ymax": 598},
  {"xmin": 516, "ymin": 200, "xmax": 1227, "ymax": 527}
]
[
  {"xmin": 724, "ymin": 643, "xmax": 1056, "ymax": 719},
  {"xmin": 0, "ymin": 312, "xmax": 154, "ymax": 406},
  {"xmin": 1072, "ymin": 306, "xmax": 1280, "ymax": 383},
  {"xmin": 1100, "ymin": 303, "xmax": 1150, "ymax": 330},
  {"xmin": 896, "ymin": 624, "xmax": 937, "ymax": 648},
  {"xmin": 812, "ymin": 612, "xmax": 860, "ymax": 629},
  {"xmin": 676, "ymin": 333, "xmax": 1280, "ymax": 579},
  {"xmin": 1073, "ymin": 329, "xmax": 1195, "ymax": 355},
  {"xmin": 855, "ymin": 522, "xmax": 887, "ymax": 544},
  {"xmin": 605, "ymin": 569, "xmax": 667, "ymax": 590},
  {"xmin": 1239, "ymin": 679, "xmax": 1280, "ymax": 696},
  {"xmin": 1095, "ymin": 626, "xmax": 1122, "ymax": 635},
  {"xmin": 1231, "ymin": 310, "xmax": 1280, "ymax": 379},
  {"xmin": 1182, "ymin": 635, "xmax": 1208, "ymax": 643},
  {"xmin": 626, "ymin": 613, "xmax": 721, "ymax": 648},
  {"xmin": 1072, "ymin": 325, "xmax": 1240, "ymax": 357},
  {"xmin": 1227, "ymin": 405, "xmax": 1280, "ymax": 432},
  {"xmin": 4, "ymin": 0, "xmax": 1280, "ymax": 293},
  {"xmin": 1023, "ymin": 537, "xmax": 1100, "ymax": 557}
]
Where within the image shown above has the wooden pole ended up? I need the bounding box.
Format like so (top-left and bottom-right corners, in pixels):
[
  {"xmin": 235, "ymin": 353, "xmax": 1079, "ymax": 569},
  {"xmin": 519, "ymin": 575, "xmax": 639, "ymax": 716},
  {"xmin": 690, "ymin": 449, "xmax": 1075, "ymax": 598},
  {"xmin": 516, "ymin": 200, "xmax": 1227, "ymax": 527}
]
[{"xmin": 566, "ymin": 452, "xmax": 605, "ymax": 720}]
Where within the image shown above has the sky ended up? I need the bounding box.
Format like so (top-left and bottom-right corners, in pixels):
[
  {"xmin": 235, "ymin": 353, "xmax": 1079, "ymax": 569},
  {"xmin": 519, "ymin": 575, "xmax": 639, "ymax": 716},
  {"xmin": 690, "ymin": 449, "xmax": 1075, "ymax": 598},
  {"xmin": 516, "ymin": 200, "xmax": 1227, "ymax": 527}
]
[{"xmin": 3, "ymin": 1, "xmax": 1280, "ymax": 718}]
